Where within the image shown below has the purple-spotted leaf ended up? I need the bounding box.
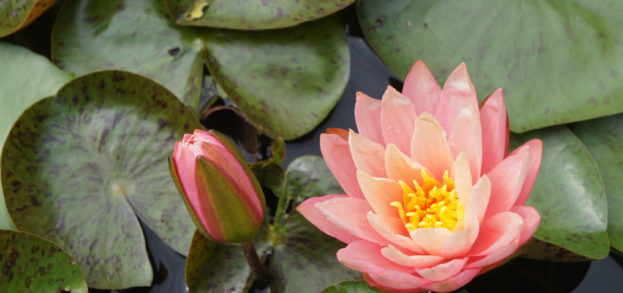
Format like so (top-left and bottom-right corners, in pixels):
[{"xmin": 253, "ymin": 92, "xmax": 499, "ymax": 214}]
[
  {"xmin": 286, "ymin": 155, "xmax": 343, "ymax": 206},
  {"xmin": 0, "ymin": 0, "xmax": 58, "ymax": 37},
  {"xmin": 322, "ymin": 280, "xmax": 379, "ymax": 293}
]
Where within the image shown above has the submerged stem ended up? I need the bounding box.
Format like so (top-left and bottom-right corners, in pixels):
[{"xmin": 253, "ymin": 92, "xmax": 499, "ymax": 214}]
[{"xmin": 241, "ymin": 242, "xmax": 270, "ymax": 286}]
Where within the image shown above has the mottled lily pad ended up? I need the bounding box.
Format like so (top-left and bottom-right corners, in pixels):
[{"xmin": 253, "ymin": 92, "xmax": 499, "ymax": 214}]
[
  {"xmin": 0, "ymin": 229, "xmax": 87, "ymax": 293},
  {"xmin": 573, "ymin": 114, "xmax": 623, "ymax": 252},
  {"xmin": 0, "ymin": 42, "xmax": 73, "ymax": 230},
  {"xmin": 322, "ymin": 280, "xmax": 379, "ymax": 293},
  {"xmin": 164, "ymin": 0, "xmax": 355, "ymax": 30},
  {"xmin": 0, "ymin": 0, "xmax": 58, "ymax": 37},
  {"xmin": 286, "ymin": 155, "xmax": 343, "ymax": 205},
  {"xmin": 357, "ymin": 0, "xmax": 623, "ymax": 132},
  {"xmin": 1, "ymin": 71, "xmax": 200, "ymax": 288},
  {"xmin": 511, "ymin": 127, "xmax": 609, "ymax": 260},
  {"xmin": 52, "ymin": 0, "xmax": 350, "ymax": 140}
]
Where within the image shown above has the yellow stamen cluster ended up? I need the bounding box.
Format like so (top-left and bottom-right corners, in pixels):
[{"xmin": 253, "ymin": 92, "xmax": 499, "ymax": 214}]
[{"xmin": 390, "ymin": 169, "xmax": 463, "ymax": 232}]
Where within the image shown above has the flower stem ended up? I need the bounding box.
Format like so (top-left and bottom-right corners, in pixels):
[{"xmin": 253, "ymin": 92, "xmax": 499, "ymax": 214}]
[{"xmin": 241, "ymin": 242, "xmax": 270, "ymax": 286}]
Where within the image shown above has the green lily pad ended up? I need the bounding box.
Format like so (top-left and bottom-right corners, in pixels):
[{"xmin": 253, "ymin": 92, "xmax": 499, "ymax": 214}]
[
  {"xmin": 0, "ymin": 0, "xmax": 58, "ymax": 37},
  {"xmin": 163, "ymin": 0, "xmax": 355, "ymax": 30},
  {"xmin": 322, "ymin": 280, "xmax": 379, "ymax": 293},
  {"xmin": 357, "ymin": 0, "xmax": 623, "ymax": 132},
  {"xmin": 511, "ymin": 127, "xmax": 609, "ymax": 260},
  {"xmin": 286, "ymin": 155, "xmax": 343, "ymax": 205},
  {"xmin": 1, "ymin": 71, "xmax": 199, "ymax": 288},
  {"xmin": 0, "ymin": 229, "xmax": 88, "ymax": 293},
  {"xmin": 572, "ymin": 114, "xmax": 623, "ymax": 252},
  {"xmin": 0, "ymin": 42, "xmax": 73, "ymax": 230},
  {"xmin": 52, "ymin": 0, "xmax": 350, "ymax": 140}
]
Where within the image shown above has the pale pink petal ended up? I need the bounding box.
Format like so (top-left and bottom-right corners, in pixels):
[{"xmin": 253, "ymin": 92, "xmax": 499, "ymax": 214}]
[
  {"xmin": 434, "ymin": 63, "xmax": 479, "ymax": 133},
  {"xmin": 410, "ymin": 228, "xmax": 453, "ymax": 256},
  {"xmin": 337, "ymin": 240, "xmax": 409, "ymax": 274},
  {"xmin": 484, "ymin": 148, "xmax": 531, "ymax": 219},
  {"xmin": 411, "ymin": 113, "xmax": 455, "ymax": 180},
  {"xmin": 448, "ymin": 106, "xmax": 482, "ymax": 179},
  {"xmin": 316, "ymin": 197, "xmax": 386, "ymax": 244},
  {"xmin": 480, "ymin": 89, "xmax": 509, "ymax": 173},
  {"xmin": 367, "ymin": 270, "xmax": 431, "ymax": 291},
  {"xmin": 349, "ymin": 130, "xmax": 386, "ymax": 178},
  {"xmin": 381, "ymin": 86, "xmax": 417, "ymax": 153},
  {"xmin": 452, "ymin": 152, "xmax": 472, "ymax": 204},
  {"xmin": 385, "ymin": 143, "xmax": 424, "ymax": 187},
  {"xmin": 512, "ymin": 139, "xmax": 543, "ymax": 206},
  {"xmin": 367, "ymin": 212, "xmax": 424, "ymax": 253},
  {"xmin": 403, "ymin": 60, "xmax": 442, "ymax": 115},
  {"xmin": 381, "ymin": 245, "xmax": 445, "ymax": 268},
  {"xmin": 416, "ymin": 258, "xmax": 468, "ymax": 282},
  {"xmin": 459, "ymin": 175, "xmax": 492, "ymax": 229},
  {"xmin": 355, "ymin": 92, "xmax": 384, "ymax": 144},
  {"xmin": 320, "ymin": 132, "xmax": 363, "ymax": 198},
  {"xmin": 441, "ymin": 218, "xmax": 480, "ymax": 258},
  {"xmin": 296, "ymin": 194, "xmax": 359, "ymax": 243},
  {"xmin": 425, "ymin": 268, "xmax": 480, "ymax": 293},
  {"xmin": 470, "ymin": 211, "xmax": 524, "ymax": 256},
  {"xmin": 466, "ymin": 238, "xmax": 519, "ymax": 269},
  {"xmin": 511, "ymin": 206, "xmax": 541, "ymax": 245},
  {"xmin": 357, "ymin": 171, "xmax": 403, "ymax": 219}
]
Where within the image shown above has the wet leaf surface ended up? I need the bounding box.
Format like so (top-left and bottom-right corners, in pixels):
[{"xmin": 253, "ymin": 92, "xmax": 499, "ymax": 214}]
[
  {"xmin": 285, "ymin": 155, "xmax": 343, "ymax": 205},
  {"xmin": 322, "ymin": 280, "xmax": 379, "ymax": 293}
]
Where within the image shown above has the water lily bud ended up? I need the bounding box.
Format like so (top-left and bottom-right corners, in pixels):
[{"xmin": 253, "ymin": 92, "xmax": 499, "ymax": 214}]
[{"xmin": 169, "ymin": 129, "xmax": 265, "ymax": 244}]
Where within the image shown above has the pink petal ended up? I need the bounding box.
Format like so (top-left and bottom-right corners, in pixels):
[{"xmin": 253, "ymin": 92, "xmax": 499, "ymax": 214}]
[
  {"xmin": 410, "ymin": 228, "xmax": 453, "ymax": 256},
  {"xmin": 355, "ymin": 92, "xmax": 384, "ymax": 144},
  {"xmin": 320, "ymin": 132, "xmax": 363, "ymax": 198},
  {"xmin": 470, "ymin": 211, "xmax": 524, "ymax": 256},
  {"xmin": 411, "ymin": 113, "xmax": 455, "ymax": 180},
  {"xmin": 337, "ymin": 240, "xmax": 409, "ymax": 274},
  {"xmin": 381, "ymin": 245, "xmax": 445, "ymax": 268},
  {"xmin": 460, "ymin": 176, "xmax": 492, "ymax": 229},
  {"xmin": 385, "ymin": 143, "xmax": 424, "ymax": 187},
  {"xmin": 367, "ymin": 270, "xmax": 431, "ymax": 291},
  {"xmin": 484, "ymin": 147, "xmax": 531, "ymax": 219},
  {"xmin": 466, "ymin": 238, "xmax": 519, "ymax": 269},
  {"xmin": 425, "ymin": 268, "xmax": 480, "ymax": 293},
  {"xmin": 403, "ymin": 60, "xmax": 442, "ymax": 115},
  {"xmin": 349, "ymin": 130, "xmax": 387, "ymax": 178},
  {"xmin": 367, "ymin": 212, "xmax": 424, "ymax": 253},
  {"xmin": 511, "ymin": 205, "xmax": 541, "ymax": 245},
  {"xmin": 416, "ymin": 258, "xmax": 468, "ymax": 282},
  {"xmin": 296, "ymin": 194, "xmax": 359, "ymax": 243},
  {"xmin": 452, "ymin": 152, "xmax": 472, "ymax": 204},
  {"xmin": 512, "ymin": 139, "xmax": 543, "ymax": 206},
  {"xmin": 434, "ymin": 63, "xmax": 479, "ymax": 133},
  {"xmin": 316, "ymin": 197, "xmax": 386, "ymax": 244},
  {"xmin": 381, "ymin": 86, "xmax": 417, "ymax": 154},
  {"xmin": 357, "ymin": 171, "xmax": 403, "ymax": 219},
  {"xmin": 441, "ymin": 218, "xmax": 480, "ymax": 258},
  {"xmin": 480, "ymin": 89, "xmax": 509, "ymax": 174},
  {"xmin": 448, "ymin": 107, "xmax": 482, "ymax": 179}
]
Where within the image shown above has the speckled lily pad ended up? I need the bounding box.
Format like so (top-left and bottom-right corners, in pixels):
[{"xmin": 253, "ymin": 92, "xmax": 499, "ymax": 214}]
[
  {"xmin": 286, "ymin": 155, "xmax": 343, "ymax": 205},
  {"xmin": 0, "ymin": 0, "xmax": 58, "ymax": 37},
  {"xmin": 0, "ymin": 229, "xmax": 88, "ymax": 293},
  {"xmin": 357, "ymin": 0, "xmax": 623, "ymax": 132},
  {"xmin": 322, "ymin": 280, "xmax": 379, "ymax": 293},
  {"xmin": 1, "ymin": 71, "xmax": 200, "ymax": 288},
  {"xmin": 163, "ymin": 0, "xmax": 355, "ymax": 30}
]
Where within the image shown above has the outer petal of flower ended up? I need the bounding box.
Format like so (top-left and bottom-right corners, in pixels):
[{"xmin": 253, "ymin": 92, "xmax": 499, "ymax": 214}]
[
  {"xmin": 381, "ymin": 245, "xmax": 445, "ymax": 268},
  {"xmin": 385, "ymin": 143, "xmax": 424, "ymax": 187},
  {"xmin": 316, "ymin": 197, "xmax": 386, "ymax": 244},
  {"xmin": 410, "ymin": 228, "xmax": 453, "ymax": 256},
  {"xmin": 434, "ymin": 63, "xmax": 479, "ymax": 133},
  {"xmin": 460, "ymin": 176, "xmax": 492, "ymax": 229},
  {"xmin": 296, "ymin": 194, "xmax": 358, "ymax": 243},
  {"xmin": 484, "ymin": 148, "xmax": 530, "ymax": 219},
  {"xmin": 357, "ymin": 171, "xmax": 403, "ymax": 219},
  {"xmin": 367, "ymin": 270, "xmax": 431, "ymax": 291},
  {"xmin": 512, "ymin": 139, "xmax": 543, "ymax": 206},
  {"xmin": 441, "ymin": 218, "xmax": 480, "ymax": 259},
  {"xmin": 355, "ymin": 92, "xmax": 384, "ymax": 144},
  {"xmin": 416, "ymin": 258, "xmax": 468, "ymax": 282},
  {"xmin": 448, "ymin": 106, "xmax": 482, "ymax": 179},
  {"xmin": 367, "ymin": 212, "xmax": 424, "ymax": 253},
  {"xmin": 411, "ymin": 113, "xmax": 455, "ymax": 180},
  {"xmin": 452, "ymin": 152, "xmax": 472, "ymax": 204},
  {"xmin": 480, "ymin": 89, "xmax": 508, "ymax": 173},
  {"xmin": 425, "ymin": 268, "xmax": 480, "ymax": 293},
  {"xmin": 466, "ymin": 238, "xmax": 519, "ymax": 269},
  {"xmin": 381, "ymin": 86, "xmax": 416, "ymax": 154},
  {"xmin": 337, "ymin": 240, "xmax": 410, "ymax": 274},
  {"xmin": 403, "ymin": 60, "xmax": 442, "ymax": 115},
  {"xmin": 511, "ymin": 205, "xmax": 541, "ymax": 245},
  {"xmin": 320, "ymin": 132, "xmax": 363, "ymax": 198},
  {"xmin": 349, "ymin": 130, "xmax": 387, "ymax": 178},
  {"xmin": 470, "ymin": 211, "xmax": 524, "ymax": 256}
]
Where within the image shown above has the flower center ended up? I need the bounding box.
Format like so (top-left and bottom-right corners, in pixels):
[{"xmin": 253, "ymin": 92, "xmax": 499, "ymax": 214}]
[{"xmin": 390, "ymin": 169, "xmax": 463, "ymax": 232}]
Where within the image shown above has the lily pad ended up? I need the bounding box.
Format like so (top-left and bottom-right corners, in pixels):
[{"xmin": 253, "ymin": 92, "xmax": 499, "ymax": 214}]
[
  {"xmin": 0, "ymin": 42, "xmax": 73, "ymax": 230},
  {"xmin": 164, "ymin": 0, "xmax": 355, "ymax": 30},
  {"xmin": 1, "ymin": 71, "xmax": 199, "ymax": 288},
  {"xmin": 0, "ymin": 229, "xmax": 88, "ymax": 293},
  {"xmin": 511, "ymin": 127, "xmax": 609, "ymax": 260},
  {"xmin": 573, "ymin": 114, "xmax": 623, "ymax": 252},
  {"xmin": 322, "ymin": 280, "xmax": 379, "ymax": 293},
  {"xmin": 0, "ymin": 0, "xmax": 58, "ymax": 37},
  {"xmin": 357, "ymin": 0, "xmax": 623, "ymax": 132},
  {"xmin": 286, "ymin": 155, "xmax": 343, "ymax": 205},
  {"xmin": 52, "ymin": 0, "xmax": 350, "ymax": 140}
]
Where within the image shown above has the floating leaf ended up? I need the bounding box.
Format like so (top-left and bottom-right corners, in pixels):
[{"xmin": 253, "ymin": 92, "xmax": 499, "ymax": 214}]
[
  {"xmin": 0, "ymin": 42, "xmax": 73, "ymax": 230},
  {"xmin": 0, "ymin": 0, "xmax": 58, "ymax": 37},
  {"xmin": 0, "ymin": 229, "xmax": 88, "ymax": 292},
  {"xmin": 511, "ymin": 127, "xmax": 609, "ymax": 260},
  {"xmin": 1, "ymin": 71, "xmax": 199, "ymax": 288},
  {"xmin": 164, "ymin": 0, "xmax": 355, "ymax": 30},
  {"xmin": 357, "ymin": 0, "xmax": 623, "ymax": 132},
  {"xmin": 322, "ymin": 280, "xmax": 379, "ymax": 293},
  {"xmin": 286, "ymin": 155, "xmax": 342, "ymax": 205}
]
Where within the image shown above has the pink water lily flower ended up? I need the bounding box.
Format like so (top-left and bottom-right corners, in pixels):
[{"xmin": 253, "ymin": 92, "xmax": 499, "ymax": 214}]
[{"xmin": 297, "ymin": 61, "xmax": 542, "ymax": 292}]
